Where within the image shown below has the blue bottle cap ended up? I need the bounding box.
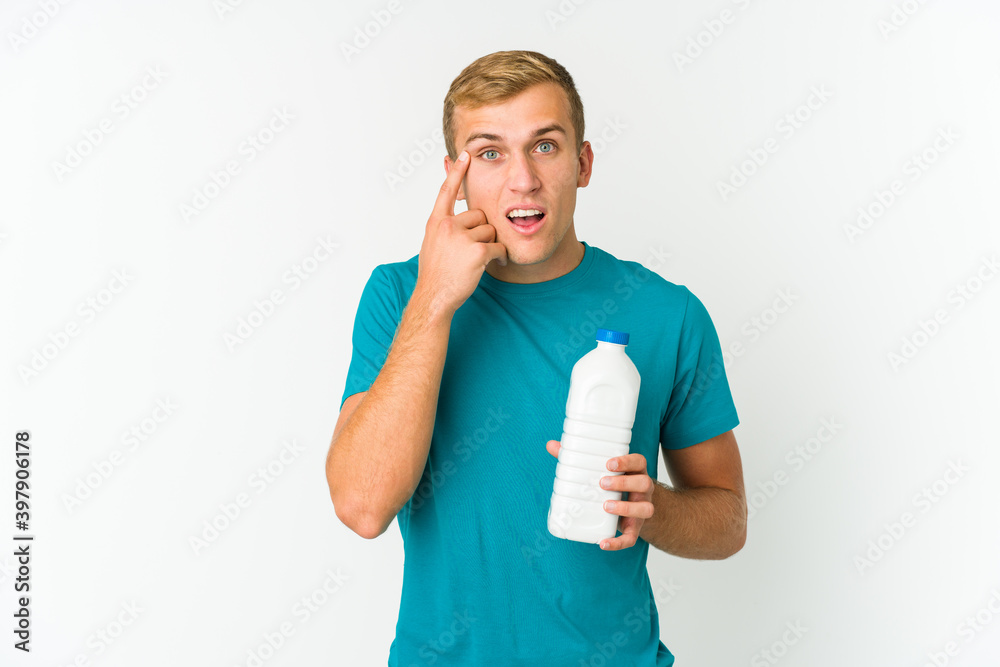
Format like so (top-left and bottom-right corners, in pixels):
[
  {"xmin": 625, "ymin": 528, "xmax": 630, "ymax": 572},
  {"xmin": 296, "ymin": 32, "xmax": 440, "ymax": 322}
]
[{"xmin": 596, "ymin": 329, "xmax": 629, "ymax": 345}]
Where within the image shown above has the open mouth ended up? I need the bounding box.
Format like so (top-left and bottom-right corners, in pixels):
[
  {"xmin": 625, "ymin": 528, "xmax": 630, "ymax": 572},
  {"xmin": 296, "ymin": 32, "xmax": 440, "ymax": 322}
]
[{"xmin": 506, "ymin": 208, "xmax": 546, "ymax": 232}]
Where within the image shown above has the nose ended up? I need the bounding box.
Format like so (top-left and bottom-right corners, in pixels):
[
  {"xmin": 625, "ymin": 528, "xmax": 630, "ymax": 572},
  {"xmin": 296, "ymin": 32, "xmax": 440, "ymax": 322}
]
[{"xmin": 505, "ymin": 150, "xmax": 541, "ymax": 194}]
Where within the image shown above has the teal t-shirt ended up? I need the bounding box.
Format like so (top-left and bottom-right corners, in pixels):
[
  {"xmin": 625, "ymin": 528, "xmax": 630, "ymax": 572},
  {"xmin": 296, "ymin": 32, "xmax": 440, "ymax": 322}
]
[{"xmin": 341, "ymin": 241, "xmax": 739, "ymax": 666}]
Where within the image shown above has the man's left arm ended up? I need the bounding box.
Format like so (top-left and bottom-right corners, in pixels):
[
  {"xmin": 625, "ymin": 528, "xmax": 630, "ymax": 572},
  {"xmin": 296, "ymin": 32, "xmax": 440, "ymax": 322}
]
[
  {"xmin": 644, "ymin": 429, "xmax": 747, "ymax": 558},
  {"xmin": 585, "ymin": 429, "xmax": 747, "ymax": 557}
]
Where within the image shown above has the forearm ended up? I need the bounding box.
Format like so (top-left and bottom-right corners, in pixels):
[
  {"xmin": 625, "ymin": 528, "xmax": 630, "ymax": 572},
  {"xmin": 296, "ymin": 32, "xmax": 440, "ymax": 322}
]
[
  {"xmin": 638, "ymin": 480, "xmax": 746, "ymax": 559},
  {"xmin": 327, "ymin": 287, "xmax": 453, "ymax": 538}
]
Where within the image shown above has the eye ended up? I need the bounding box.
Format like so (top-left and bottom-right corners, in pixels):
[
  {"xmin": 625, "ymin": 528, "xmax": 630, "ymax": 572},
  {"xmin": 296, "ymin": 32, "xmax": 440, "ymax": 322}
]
[
  {"xmin": 482, "ymin": 149, "xmax": 500, "ymax": 160},
  {"xmin": 537, "ymin": 141, "xmax": 555, "ymax": 153}
]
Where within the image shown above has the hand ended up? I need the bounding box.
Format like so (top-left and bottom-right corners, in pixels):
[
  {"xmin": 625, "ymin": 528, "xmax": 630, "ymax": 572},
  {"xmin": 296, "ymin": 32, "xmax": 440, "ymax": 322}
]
[
  {"xmin": 546, "ymin": 440, "xmax": 655, "ymax": 551},
  {"xmin": 414, "ymin": 150, "xmax": 508, "ymax": 316}
]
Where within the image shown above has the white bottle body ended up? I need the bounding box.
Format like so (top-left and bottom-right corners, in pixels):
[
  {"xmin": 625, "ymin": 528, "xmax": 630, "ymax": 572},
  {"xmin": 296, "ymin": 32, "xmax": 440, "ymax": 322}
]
[{"xmin": 547, "ymin": 335, "xmax": 641, "ymax": 544}]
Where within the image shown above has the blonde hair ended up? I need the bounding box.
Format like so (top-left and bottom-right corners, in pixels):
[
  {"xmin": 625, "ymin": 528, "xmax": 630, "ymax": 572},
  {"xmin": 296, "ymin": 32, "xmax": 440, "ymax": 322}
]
[{"xmin": 442, "ymin": 50, "xmax": 586, "ymax": 161}]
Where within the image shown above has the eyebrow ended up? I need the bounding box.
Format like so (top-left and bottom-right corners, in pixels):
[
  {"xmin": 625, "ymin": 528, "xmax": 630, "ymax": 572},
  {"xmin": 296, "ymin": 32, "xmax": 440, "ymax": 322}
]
[{"xmin": 464, "ymin": 124, "xmax": 567, "ymax": 147}]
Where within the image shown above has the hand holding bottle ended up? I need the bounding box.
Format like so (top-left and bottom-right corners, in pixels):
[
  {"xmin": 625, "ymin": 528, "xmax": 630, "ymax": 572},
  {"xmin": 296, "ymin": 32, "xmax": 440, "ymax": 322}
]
[{"xmin": 546, "ymin": 439, "xmax": 653, "ymax": 551}]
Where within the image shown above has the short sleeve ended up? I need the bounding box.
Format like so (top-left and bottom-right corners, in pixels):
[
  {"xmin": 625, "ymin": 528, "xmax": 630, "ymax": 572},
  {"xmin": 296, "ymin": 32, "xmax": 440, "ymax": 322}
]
[
  {"xmin": 340, "ymin": 265, "xmax": 403, "ymax": 410},
  {"xmin": 660, "ymin": 288, "xmax": 740, "ymax": 449}
]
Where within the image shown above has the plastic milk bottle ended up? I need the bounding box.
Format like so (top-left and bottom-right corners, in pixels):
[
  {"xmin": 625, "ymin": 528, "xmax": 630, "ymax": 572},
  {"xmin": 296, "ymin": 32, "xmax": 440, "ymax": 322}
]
[{"xmin": 547, "ymin": 328, "xmax": 641, "ymax": 544}]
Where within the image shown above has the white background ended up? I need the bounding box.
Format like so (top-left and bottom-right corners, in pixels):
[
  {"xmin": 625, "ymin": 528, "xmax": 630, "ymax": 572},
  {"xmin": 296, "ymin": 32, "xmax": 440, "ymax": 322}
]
[{"xmin": 2, "ymin": 1, "xmax": 999, "ymax": 665}]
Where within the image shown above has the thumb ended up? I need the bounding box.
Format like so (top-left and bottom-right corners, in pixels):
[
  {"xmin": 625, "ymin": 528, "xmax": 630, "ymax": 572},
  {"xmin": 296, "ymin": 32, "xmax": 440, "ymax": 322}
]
[{"xmin": 546, "ymin": 440, "xmax": 561, "ymax": 458}]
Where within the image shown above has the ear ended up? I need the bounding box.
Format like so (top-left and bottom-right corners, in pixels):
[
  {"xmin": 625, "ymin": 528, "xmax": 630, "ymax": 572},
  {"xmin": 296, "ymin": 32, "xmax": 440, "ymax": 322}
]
[{"xmin": 576, "ymin": 141, "xmax": 595, "ymax": 188}]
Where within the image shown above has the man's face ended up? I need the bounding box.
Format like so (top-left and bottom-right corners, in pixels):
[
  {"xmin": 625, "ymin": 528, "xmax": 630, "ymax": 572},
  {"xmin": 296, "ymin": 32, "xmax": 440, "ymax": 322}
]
[{"xmin": 447, "ymin": 82, "xmax": 593, "ymax": 281}]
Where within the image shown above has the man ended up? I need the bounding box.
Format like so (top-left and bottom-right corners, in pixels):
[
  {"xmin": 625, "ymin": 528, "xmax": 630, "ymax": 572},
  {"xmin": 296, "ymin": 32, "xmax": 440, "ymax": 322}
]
[{"xmin": 326, "ymin": 50, "xmax": 746, "ymax": 666}]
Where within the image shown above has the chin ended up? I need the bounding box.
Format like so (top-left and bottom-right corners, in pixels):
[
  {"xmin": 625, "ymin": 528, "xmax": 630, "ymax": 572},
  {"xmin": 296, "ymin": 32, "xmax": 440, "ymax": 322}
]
[{"xmin": 506, "ymin": 246, "xmax": 549, "ymax": 267}]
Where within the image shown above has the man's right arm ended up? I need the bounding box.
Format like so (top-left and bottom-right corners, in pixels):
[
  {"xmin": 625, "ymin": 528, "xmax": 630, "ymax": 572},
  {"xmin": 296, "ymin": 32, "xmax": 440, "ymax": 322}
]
[
  {"xmin": 325, "ymin": 287, "xmax": 453, "ymax": 539},
  {"xmin": 325, "ymin": 149, "xmax": 507, "ymax": 539}
]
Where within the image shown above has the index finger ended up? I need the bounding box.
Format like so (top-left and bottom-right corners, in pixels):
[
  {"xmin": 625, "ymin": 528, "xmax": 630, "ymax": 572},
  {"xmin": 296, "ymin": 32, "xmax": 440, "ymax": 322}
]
[
  {"xmin": 433, "ymin": 150, "xmax": 470, "ymax": 219},
  {"xmin": 607, "ymin": 453, "xmax": 647, "ymax": 473}
]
